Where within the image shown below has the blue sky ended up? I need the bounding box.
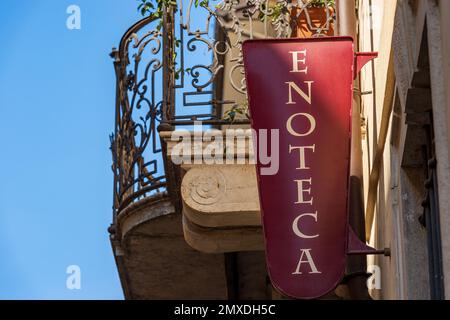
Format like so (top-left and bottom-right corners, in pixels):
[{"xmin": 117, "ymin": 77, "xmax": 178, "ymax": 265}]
[{"xmin": 0, "ymin": 0, "xmax": 148, "ymax": 299}]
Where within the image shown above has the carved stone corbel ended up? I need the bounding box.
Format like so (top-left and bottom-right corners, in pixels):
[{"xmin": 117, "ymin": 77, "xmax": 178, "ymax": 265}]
[{"xmin": 160, "ymin": 130, "xmax": 264, "ymax": 253}]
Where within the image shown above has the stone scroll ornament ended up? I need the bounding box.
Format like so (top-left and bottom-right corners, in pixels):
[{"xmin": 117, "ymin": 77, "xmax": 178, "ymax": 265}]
[{"xmin": 243, "ymin": 37, "xmax": 382, "ymax": 299}]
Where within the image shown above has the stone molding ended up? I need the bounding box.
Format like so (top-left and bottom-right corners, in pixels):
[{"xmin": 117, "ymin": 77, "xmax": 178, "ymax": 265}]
[{"xmin": 160, "ymin": 130, "xmax": 264, "ymax": 253}]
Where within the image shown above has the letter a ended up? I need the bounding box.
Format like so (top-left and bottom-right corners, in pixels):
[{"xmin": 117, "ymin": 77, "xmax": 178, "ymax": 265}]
[
  {"xmin": 66, "ymin": 5, "xmax": 81, "ymax": 30},
  {"xmin": 66, "ymin": 265, "xmax": 81, "ymax": 290},
  {"xmin": 292, "ymin": 249, "xmax": 322, "ymax": 275}
]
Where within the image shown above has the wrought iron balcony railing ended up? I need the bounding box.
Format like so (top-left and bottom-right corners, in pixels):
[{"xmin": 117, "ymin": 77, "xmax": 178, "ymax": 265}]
[{"xmin": 109, "ymin": 0, "xmax": 336, "ymax": 220}]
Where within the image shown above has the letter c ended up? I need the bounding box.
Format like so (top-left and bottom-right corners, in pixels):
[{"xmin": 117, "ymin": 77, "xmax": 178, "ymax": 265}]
[{"xmin": 292, "ymin": 212, "xmax": 319, "ymax": 239}]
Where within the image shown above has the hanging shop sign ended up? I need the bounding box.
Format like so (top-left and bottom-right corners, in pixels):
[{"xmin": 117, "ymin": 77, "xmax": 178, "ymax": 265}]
[{"xmin": 243, "ymin": 37, "xmax": 380, "ymax": 299}]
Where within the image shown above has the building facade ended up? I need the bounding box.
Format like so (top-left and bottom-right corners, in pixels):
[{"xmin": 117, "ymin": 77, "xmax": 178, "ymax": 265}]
[
  {"xmin": 108, "ymin": 0, "xmax": 450, "ymax": 299},
  {"xmin": 360, "ymin": 0, "xmax": 450, "ymax": 299}
]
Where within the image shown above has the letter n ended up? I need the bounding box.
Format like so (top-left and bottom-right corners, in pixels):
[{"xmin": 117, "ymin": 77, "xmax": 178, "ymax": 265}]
[{"xmin": 286, "ymin": 81, "xmax": 314, "ymax": 105}]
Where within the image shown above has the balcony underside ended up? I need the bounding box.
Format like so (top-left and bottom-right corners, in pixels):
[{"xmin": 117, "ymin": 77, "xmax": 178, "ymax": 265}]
[{"xmin": 111, "ymin": 194, "xmax": 228, "ymax": 299}]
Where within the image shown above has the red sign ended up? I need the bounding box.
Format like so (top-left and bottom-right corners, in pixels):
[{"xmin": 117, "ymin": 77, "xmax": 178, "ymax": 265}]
[{"xmin": 243, "ymin": 37, "xmax": 377, "ymax": 299}]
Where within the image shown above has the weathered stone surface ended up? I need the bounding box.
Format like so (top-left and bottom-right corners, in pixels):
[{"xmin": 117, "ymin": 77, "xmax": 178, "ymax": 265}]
[
  {"xmin": 183, "ymin": 214, "xmax": 264, "ymax": 254},
  {"xmin": 160, "ymin": 130, "xmax": 264, "ymax": 254},
  {"xmin": 181, "ymin": 165, "xmax": 261, "ymax": 228}
]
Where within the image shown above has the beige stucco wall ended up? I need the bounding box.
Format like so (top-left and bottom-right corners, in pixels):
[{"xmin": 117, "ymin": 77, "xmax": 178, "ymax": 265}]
[
  {"xmin": 437, "ymin": 0, "xmax": 450, "ymax": 297},
  {"xmin": 440, "ymin": 1, "xmax": 450, "ymax": 160},
  {"xmin": 359, "ymin": 0, "xmax": 401, "ymax": 300},
  {"xmin": 360, "ymin": 0, "xmax": 450, "ymax": 299}
]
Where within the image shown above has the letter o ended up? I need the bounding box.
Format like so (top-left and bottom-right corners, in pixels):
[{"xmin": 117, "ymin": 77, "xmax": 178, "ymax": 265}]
[{"xmin": 286, "ymin": 113, "xmax": 316, "ymax": 137}]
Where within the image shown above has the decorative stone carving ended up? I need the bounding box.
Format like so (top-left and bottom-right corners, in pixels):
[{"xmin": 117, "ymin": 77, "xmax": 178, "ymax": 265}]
[
  {"xmin": 184, "ymin": 169, "xmax": 226, "ymax": 205},
  {"xmin": 181, "ymin": 165, "xmax": 261, "ymax": 228}
]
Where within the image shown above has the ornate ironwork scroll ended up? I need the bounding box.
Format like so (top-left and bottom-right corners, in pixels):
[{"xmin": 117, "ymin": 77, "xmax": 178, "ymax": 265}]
[
  {"xmin": 110, "ymin": 16, "xmax": 167, "ymax": 217},
  {"xmin": 166, "ymin": 0, "xmax": 335, "ymax": 125}
]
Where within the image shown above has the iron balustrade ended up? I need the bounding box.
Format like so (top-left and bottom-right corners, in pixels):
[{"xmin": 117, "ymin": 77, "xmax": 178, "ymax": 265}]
[{"xmin": 109, "ymin": 0, "xmax": 336, "ymax": 218}]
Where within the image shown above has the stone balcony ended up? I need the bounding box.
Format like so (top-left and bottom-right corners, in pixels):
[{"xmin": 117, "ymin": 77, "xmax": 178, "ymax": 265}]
[
  {"xmin": 110, "ymin": 129, "xmax": 270, "ymax": 299},
  {"xmin": 110, "ymin": 192, "xmax": 229, "ymax": 299},
  {"xmin": 159, "ymin": 130, "xmax": 264, "ymax": 254}
]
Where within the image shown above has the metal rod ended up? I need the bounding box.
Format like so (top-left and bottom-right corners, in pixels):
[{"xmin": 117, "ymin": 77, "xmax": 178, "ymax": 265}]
[{"xmin": 336, "ymin": 0, "xmax": 371, "ymax": 300}]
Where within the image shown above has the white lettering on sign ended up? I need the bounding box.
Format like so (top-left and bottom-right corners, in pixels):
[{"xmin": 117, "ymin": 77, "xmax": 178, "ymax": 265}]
[
  {"xmin": 285, "ymin": 81, "xmax": 315, "ymax": 105},
  {"xmin": 292, "ymin": 212, "xmax": 319, "ymax": 239},
  {"xmin": 286, "ymin": 49, "xmax": 322, "ymax": 276},
  {"xmin": 292, "ymin": 249, "xmax": 322, "ymax": 275},
  {"xmin": 289, "ymin": 50, "xmax": 308, "ymax": 74},
  {"xmin": 294, "ymin": 179, "xmax": 314, "ymax": 205},
  {"xmin": 289, "ymin": 144, "xmax": 315, "ymax": 170},
  {"xmin": 286, "ymin": 113, "xmax": 316, "ymax": 137}
]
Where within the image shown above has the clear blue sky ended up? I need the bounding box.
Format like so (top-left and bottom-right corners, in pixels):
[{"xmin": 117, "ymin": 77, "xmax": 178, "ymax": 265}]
[{"xmin": 0, "ymin": 0, "xmax": 147, "ymax": 299}]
